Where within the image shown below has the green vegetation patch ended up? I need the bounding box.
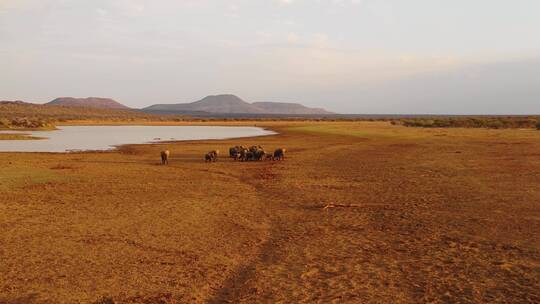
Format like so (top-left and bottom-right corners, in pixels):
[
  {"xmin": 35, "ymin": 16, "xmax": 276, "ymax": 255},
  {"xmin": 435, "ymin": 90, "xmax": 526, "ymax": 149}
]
[
  {"xmin": 395, "ymin": 117, "xmax": 540, "ymax": 129},
  {"xmin": 287, "ymin": 125, "xmax": 395, "ymax": 139}
]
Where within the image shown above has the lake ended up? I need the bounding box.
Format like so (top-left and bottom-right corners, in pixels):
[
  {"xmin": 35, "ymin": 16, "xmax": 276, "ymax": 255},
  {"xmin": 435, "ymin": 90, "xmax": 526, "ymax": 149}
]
[{"xmin": 0, "ymin": 125, "xmax": 276, "ymax": 153}]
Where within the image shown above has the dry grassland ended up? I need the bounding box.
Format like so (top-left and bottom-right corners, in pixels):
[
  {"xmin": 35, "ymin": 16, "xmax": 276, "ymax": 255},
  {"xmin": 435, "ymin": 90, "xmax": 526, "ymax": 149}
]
[{"xmin": 1, "ymin": 122, "xmax": 539, "ymax": 303}]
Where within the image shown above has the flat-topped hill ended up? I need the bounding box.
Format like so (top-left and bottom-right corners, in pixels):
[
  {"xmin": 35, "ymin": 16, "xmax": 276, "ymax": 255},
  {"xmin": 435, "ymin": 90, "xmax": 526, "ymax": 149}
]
[
  {"xmin": 46, "ymin": 97, "xmax": 130, "ymax": 110},
  {"xmin": 143, "ymin": 94, "xmax": 334, "ymax": 115}
]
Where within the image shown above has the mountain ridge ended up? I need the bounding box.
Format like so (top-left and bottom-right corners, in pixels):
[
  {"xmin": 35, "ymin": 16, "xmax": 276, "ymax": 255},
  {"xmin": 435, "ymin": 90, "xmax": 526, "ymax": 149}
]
[
  {"xmin": 0, "ymin": 100, "xmax": 32, "ymax": 105},
  {"xmin": 143, "ymin": 94, "xmax": 334, "ymax": 115},
  {"xmin": 252, "ymin": 101, "xmax": 333, "ymax": 115}
]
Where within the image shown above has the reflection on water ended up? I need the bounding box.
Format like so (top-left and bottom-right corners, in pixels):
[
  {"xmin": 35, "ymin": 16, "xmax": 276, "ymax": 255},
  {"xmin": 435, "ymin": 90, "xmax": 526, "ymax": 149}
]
[{"xmin": 0, "ymin": 126, "xmax": 275, "ymax": 152}]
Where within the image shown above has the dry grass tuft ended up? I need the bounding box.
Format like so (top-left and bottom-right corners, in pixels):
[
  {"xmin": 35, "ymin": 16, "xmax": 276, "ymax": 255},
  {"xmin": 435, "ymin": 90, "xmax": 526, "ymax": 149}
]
[{"xmin": 50, "ymin": 164, "xmax": 75, "ymax": 170}]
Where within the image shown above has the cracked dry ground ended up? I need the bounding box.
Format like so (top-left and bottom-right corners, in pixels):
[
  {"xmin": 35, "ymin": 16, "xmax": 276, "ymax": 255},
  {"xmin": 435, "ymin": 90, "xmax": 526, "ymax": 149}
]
[{"xmin": 1, "ymin": 122, "xmax": 539, "ymax": 303}]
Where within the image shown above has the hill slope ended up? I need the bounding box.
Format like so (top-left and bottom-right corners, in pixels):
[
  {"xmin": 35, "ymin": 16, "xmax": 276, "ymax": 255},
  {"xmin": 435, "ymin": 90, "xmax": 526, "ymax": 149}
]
[
  {"xmin": 0, "ymin": 102, "xmax": 167, "ymax": 129},
  {"xmin": 0, "ymin": 100, "xmax": 31, "ymax": 105},
  {"xmin": 143, "ymin": 94, "xmax": 333, "ymax": 115},
  {"xmin": 47, "ymin": 97, "xmax": 130, "ymax": 109},
  {"xmin": 252, "ymin": 102, "xmax": 333, "ymax": 115}
]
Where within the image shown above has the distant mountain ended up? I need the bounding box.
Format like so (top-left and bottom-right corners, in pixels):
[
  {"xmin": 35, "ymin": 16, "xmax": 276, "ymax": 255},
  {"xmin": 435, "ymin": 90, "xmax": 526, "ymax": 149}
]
[
  {"xmin": 144, "ymin": 94, "xmax": 263, "ymax": 114},
  {"xmin": 252, "ymin": 102, "xmax": 333, "ymax": 115},
  {"xmin": 46, "ymin": 97, "xmax": 130, "ymax": 109},
  {"xmin": 143, "ymin": 94, "xmax": 334, "ymax": 115},
  {"xmin": 0, "ymin": 100, "xmax": 32, "ymax": 105}
]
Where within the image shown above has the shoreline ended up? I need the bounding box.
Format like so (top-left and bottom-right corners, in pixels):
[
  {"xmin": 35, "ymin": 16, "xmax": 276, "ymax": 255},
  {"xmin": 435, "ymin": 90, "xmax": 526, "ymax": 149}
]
[{"xmin": 0, "ymin": 124, "xmax": 279, "ymax": 153}]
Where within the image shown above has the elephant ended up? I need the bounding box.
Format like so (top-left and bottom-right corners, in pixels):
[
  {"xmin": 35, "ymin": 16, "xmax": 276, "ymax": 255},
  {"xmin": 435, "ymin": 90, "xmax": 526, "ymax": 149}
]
[
  {"xmin": 249, "ymin": 145, "xmax": 261, "ymax": 153},
  {"xmin": 229, "ymin": 146, "xmax": 239, "ymax": 158},
  {"xmin": 229, "ymin": 146, "xmax": 243, "ymax": 160},
  {"xmin": 244, "ymin": 151, "xmax": 254, "ymax": 161},
  {"xmin": 253, "ymin": 149, "xmax": 266, "ymax": 161},
  {"xmin": 273, "ymin": 148, "xmax": 286, "ymax": 161},
  {"xmin": 239, "ymin": 148, "xmax": 249, "ymax": 161},
  {"xmin": 160, "ymin": 150, "xmax": 170, "ymax": 165},
  {"xmin": 205, "ymin": 150, "xmax": 219, "ymax": 162},
  {"xmin": 208, "ymin": 150, "xmax": 219, "ymax": 161}
]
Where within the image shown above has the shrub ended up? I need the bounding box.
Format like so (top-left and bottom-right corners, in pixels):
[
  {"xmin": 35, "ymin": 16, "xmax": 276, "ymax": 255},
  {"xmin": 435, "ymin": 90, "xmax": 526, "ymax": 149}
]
[
  {"xmin": 10, "ymin": 117, "xmax": 52, "ymax": 129},
  {"xmin": 400, "ymin": 116, "xmax": 540, "ymax": 129},
  {"xmin": 536, "ymin": 121, "xmax": 540, "ymax": 130},
  {"xmin": 421, "ymin": 119, "xmax": 435, "ymax": 127},
  {"xmin": 487, "ymin": 120, "xmax": 504, "ymax": 129},
  {"xmin": 433, "ymin": 119, "xmax": 451, "ymax": 128}
]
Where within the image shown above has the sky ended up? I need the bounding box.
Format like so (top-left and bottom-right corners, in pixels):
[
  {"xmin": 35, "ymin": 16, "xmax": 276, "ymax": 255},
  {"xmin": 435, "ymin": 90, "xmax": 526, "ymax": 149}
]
[{"xmin": 1, "ymin": 0, "xmax": 539, "ymax": 114}]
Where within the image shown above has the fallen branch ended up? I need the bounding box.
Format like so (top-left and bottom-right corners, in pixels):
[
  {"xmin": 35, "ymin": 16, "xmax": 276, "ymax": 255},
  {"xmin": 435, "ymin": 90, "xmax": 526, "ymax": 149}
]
[{"xmin": 322, "ymin": 203, "xmax": 360, "ymax": 210}]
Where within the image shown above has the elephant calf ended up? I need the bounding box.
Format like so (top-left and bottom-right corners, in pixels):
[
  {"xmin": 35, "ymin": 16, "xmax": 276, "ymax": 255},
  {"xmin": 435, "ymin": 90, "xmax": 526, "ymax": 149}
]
[{"xmin": 265, "ymin": 153, "xmax": 274, "ymax": 161}]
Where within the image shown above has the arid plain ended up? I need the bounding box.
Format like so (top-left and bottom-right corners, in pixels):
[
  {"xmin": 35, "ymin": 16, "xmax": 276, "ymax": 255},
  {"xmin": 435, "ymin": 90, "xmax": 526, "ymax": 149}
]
[{"xmin": 1, "ymin": 121, "xmax": 539, "ymax": 303}]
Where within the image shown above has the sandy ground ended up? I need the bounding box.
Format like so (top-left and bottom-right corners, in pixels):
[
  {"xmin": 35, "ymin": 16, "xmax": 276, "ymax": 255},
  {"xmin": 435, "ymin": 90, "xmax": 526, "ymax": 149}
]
[{"xmin": 1, "ymin": 121, "xmax": 539, "ymax": 303}]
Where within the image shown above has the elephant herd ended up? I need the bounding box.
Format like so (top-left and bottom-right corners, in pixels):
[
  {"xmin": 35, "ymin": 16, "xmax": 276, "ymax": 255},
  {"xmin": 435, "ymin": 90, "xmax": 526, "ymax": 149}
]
[
  {"xmin": 228, "ymin": 145, "xmax": 286, "ymax": 162},
  {"xmin": 159, "ymin": 146, "xmax": 286, "ymax": 165}
]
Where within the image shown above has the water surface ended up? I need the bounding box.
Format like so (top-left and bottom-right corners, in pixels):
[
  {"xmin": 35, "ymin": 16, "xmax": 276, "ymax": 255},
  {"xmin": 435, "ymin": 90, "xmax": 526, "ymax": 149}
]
[{"xmin": 0, "ymin": 126, "xmax": 275, "ymax": 152}]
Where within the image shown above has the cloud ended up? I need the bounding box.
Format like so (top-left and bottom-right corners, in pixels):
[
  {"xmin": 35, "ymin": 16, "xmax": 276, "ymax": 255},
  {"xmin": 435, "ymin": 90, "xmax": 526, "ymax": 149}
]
[
  {"xmin": 278, "ymin": 0, "xmax": 294, "ymax": 4},
  {"xmin": 287, "ymin": 33, "xmax": 300, "ymax": 44},
  {"xmin": 0, "ymin": 1, "xmax": 29, "ymax": 12},
  {"xmin": 1, "ymin": 0, "xmax": 539, "ymax": 112}
]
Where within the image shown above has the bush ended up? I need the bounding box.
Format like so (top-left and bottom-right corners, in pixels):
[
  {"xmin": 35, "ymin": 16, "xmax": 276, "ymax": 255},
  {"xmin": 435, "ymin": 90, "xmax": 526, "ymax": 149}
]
[
  {"xmin": 486, "ymin": 120, "xmax": 504, "ymax": 129},
  {"xmin": 432, "ymin": 119, "xmax": 451, "ymax": 128},
  {"xmin": 536, "ymin": 121, "xmax": 540, "ymax": 130},
  {"xmin": 10, "ymin": 117, "xmax": 52, "ymax": 129}
]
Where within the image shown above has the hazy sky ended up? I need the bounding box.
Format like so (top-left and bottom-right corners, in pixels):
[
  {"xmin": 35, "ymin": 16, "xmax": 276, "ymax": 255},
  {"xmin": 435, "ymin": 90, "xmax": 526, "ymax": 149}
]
[{"xmin": 1, "ymin": 0, "xmax": 539, "ymax": 114}]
